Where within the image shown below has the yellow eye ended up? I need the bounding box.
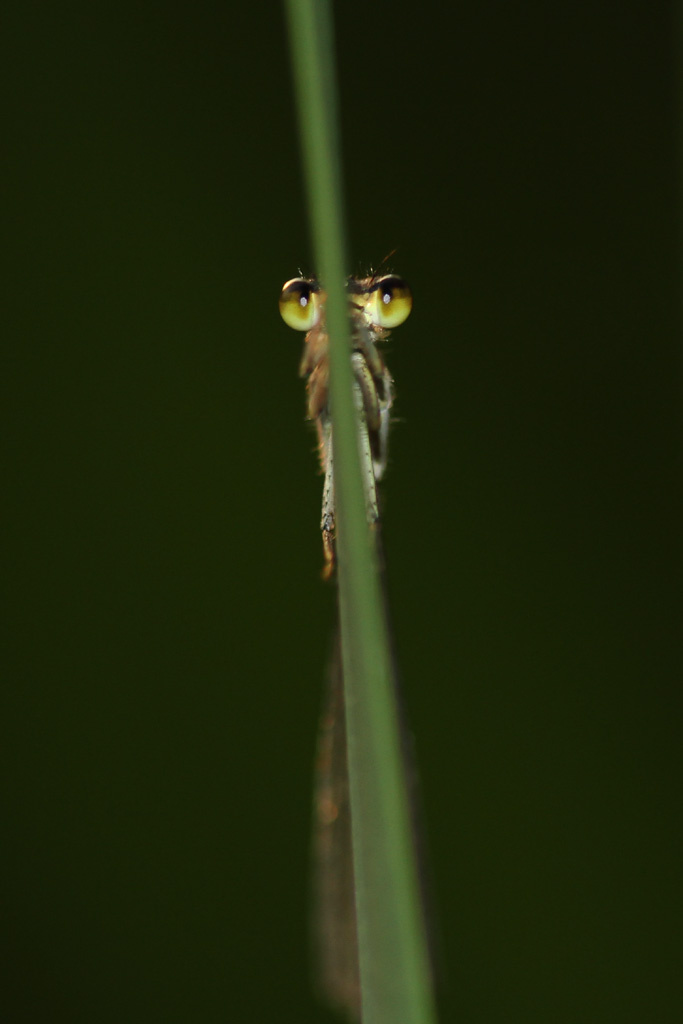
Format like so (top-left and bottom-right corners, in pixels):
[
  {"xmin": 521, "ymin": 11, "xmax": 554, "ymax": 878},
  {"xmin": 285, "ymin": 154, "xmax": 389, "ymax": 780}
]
[
  {"xmin": 366, "ymin": 275, "xmax": 412, "ymax": 328},
  {"xmin": 279, "ymin": 278, "xmax": 321, "ymax": 331}
]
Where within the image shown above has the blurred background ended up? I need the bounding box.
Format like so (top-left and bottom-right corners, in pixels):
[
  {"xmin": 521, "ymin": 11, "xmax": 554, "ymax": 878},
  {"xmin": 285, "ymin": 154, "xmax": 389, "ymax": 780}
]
[{"xmin": 3, "ymin": 2, "xmax": 681, "ymax": 1021}]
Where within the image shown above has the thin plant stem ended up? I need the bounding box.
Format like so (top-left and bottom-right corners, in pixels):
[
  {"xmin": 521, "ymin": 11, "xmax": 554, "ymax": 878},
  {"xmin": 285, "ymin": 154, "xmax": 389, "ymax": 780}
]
[{"xmin": 284, "ymin": 3, "xmax": 438, "ymax": 1022}]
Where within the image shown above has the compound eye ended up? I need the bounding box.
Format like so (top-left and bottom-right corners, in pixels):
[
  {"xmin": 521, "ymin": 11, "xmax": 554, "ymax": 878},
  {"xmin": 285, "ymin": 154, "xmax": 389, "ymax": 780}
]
[
  {"xmin": 366, "ymin": 275, "xmax": 413, "ymax": 328},
  {"xmin": 279, "ymin": 278, "xmax": 321, "ymax": 331}
]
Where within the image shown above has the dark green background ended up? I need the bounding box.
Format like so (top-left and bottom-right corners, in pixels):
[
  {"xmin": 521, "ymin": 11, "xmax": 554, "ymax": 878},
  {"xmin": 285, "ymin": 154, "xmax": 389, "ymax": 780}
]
[{"xmin": 3, "ymin": 2, "xmax": 681, "ymax": 1021}]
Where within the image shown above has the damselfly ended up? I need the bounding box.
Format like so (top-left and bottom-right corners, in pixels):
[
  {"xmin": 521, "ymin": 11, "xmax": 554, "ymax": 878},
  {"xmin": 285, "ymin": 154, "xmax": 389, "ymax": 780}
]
[
  {"xmin": 279, "ymin": 273, "xmax": 412, "ymax": 578},
  {"xmin": 279, "ymin": 272, "xmax": 423, "ymax": 1018}
]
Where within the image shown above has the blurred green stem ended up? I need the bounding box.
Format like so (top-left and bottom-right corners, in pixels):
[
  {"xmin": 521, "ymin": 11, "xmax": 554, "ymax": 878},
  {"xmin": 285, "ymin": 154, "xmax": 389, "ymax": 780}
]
[{"xmin": 284, "ymin": 3, "xmax": 437, "ymax": 1022}]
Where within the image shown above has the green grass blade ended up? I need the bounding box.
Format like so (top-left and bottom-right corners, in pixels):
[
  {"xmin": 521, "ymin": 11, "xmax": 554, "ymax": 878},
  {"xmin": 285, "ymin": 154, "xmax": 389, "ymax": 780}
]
[{"xmin": 284, "ymin": 3, "xmax": 438, "ymax": 1022}]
